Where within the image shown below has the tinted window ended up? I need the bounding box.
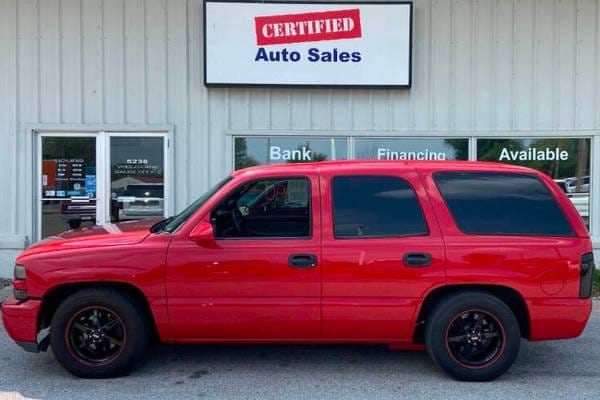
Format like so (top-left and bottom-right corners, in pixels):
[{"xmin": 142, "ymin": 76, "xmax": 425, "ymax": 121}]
[
  {"xmin": 434, "ymin": 172, "xmax": 574, "ymax": 236},
  {"xmin": 476, "ymin": 138, "xmax": 590, "ymax": 229},
  {"xmin": 332, "ymin": 176, "xmax": 428, "ymax": 238},
  {"xmin": 212, "ymin": 178, "xmax": 310, "ymax": 238}
]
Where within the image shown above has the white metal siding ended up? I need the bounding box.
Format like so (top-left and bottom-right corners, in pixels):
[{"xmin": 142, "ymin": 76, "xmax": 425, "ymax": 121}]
[{"xmin": 1, "ymin": 0, "xmax": 600, "ymax": 274}]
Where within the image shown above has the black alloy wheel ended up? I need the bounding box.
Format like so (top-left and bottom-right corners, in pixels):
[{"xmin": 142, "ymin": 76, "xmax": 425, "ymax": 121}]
[
  {"xmin": 445, "ymin": 310, "xmax": 504, "ymax": 369},
  {"xmin": 50, "ymin": 288, "xmax": 150, "ymax": 378},
  {"xmin": 425, "ymin": 291, "xmax": 521, "ymax": 381},
  {"xmin": 66, "ymin": 306, "xmax": 126, "ymax": 366}
]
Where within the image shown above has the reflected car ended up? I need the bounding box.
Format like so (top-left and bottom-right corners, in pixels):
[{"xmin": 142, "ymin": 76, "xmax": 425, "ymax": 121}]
[
  {"xmin": 565, "ymin": 176, "xmax": 590, "ymax": 193},
  {"xmin": 117, "ymin": 184, "xmax": 164, "ymax": 221},
  {"xmin": 60, "ymin": 197, "xmax": 96, "ymax": 229}
]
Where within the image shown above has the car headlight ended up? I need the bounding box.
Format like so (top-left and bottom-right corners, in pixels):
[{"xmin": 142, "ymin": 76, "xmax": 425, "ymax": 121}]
[
  {"xmin": 13, "ymin": 264, "xmax": 28, "ymax": 301},
  {"xmin": 13, "ymin": 264, "xmax": 26, "ymax": 280}
]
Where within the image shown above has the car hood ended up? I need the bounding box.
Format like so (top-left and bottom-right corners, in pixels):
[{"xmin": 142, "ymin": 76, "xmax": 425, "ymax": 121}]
[{"xmin": 19, "ymin": 219, "xmax": 161, "ymax": 258}]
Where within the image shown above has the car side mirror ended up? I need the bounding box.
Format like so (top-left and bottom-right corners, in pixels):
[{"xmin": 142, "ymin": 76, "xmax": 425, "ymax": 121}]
[{"xmin": 189, "ymin": 221, "xmax": 215, "ymax": 243}]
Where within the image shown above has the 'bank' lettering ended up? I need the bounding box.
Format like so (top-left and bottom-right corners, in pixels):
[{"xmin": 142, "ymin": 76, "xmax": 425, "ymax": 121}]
[{"xmin": 270, "ymin": 146, "xmax": 312, "ymax": 161}]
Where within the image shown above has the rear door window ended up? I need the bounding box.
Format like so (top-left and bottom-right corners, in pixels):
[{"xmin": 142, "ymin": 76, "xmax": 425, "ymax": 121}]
[
  {"xmin": 331, "ymin": 176, "xmax": 428, "ymax": 238},
  {"xmin": 434, "ymin": 172, "xmax": 574, "ymax": 236}
]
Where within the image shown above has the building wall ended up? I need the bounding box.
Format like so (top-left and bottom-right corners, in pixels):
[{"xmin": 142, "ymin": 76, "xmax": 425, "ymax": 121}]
[{"xmin": 1, "ymin": 0, "xmax": 600, "ymax": 276}]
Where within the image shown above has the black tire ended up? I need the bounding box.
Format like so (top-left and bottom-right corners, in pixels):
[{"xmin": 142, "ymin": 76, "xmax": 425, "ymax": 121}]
[
  {"xmin": 424, "ymin": 291, "xmax": 521, "ymax": 381},
  {"xmin": 50, "ymin": 288, "xmax": 149, "ymax": 378},
  {"xmin": 68, "ymin": 220, "xmax": 81, "ymax": 229}
]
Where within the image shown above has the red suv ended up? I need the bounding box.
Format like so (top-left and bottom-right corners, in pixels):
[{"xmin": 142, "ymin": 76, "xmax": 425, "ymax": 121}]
[{"xmin": 2, "ymin": 161, "xmax": 594, "ymax": 381}]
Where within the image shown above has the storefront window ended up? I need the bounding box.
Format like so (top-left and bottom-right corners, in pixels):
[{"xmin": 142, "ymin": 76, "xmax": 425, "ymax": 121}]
[
  {"xmin": 234, "ymin": 137, "xmax": 349, "ymax": 170},
  {"xmin": 354, "ymin": 138, "xmax": 469, "ymax": 161},
  {"xmin": 477, "ymin": 138, "xmax": 591, "ymax": 227}
]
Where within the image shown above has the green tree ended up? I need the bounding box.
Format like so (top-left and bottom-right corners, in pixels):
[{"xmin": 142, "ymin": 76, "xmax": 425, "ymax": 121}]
[
  {"xmin": 286, "ymin": 143, "xmax": 328, "ymax": 164},
  {"xmin": 234, "ymin": 138, "xmax": 259, "ymax": 170}
]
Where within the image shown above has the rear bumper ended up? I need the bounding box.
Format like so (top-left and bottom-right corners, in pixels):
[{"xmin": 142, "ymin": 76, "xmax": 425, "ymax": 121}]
[
  {"xmin": 1, "ymin": 296, "xmax": 42, "ymax": 349},
  {"xmin": 527, "ymin": 298, "xmax": 593, "ymax": 341}
]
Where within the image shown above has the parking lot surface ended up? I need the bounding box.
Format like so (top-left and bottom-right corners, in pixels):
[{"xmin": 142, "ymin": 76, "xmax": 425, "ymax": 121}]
[{"xmin": 0, "ymin": 301, "xmax": 599, "ymax": 400}]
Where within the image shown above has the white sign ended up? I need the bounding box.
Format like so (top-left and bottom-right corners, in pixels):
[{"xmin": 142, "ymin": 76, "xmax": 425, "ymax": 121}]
[{"xmin": 205, "ymin": 1, "xmax": 412, "ymax": 87}]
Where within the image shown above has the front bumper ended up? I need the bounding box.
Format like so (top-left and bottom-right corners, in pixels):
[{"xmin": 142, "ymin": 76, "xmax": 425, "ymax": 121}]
[
  {"xmin": 60, "ymin": 213, "xmax": 95, "ymax": 222},
  {"xmin": 1, "ymin": 296, "xmax": 45, "ymax": 352},
  {"xmin": 527, "ymin": 298, "xmax": 593, "ymax": 340}
]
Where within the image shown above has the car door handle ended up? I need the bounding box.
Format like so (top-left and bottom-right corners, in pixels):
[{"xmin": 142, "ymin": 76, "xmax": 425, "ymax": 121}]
[
  {"xmin": 289, "ymin": 254, "xmax": 317, "ymax": 268},
  {"xmin": 403, "ymin": 252, "xmax": 432, "ymax": 267}
]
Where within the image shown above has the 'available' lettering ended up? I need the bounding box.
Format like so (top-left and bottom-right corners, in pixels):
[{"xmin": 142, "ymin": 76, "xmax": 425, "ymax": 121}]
[{"xmin": 498, "ymin": 147, "xmax": 569, "ymax": 161}]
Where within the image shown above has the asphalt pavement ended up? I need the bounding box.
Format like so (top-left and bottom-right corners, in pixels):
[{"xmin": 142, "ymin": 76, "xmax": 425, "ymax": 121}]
[{"xmin": 0, "ymin": 301, "xmax": 599, "ymax": 400}]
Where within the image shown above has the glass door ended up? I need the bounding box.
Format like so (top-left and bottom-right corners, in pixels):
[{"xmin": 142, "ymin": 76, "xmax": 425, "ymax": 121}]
[
  {"xmin": 40, "ymin": 135, "xmax": 98, "ymax": 238},
  {"xmin": 37, "ymin": 132, "xmax": 169, "ymax": 240},
  {"xmin": 108, "ymin": 135, "xmax": 166, "ymax": 223}
]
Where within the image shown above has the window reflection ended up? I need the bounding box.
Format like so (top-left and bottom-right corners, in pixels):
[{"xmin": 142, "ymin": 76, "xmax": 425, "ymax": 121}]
[
  {"xmin": 110, "ymin": 137, "xmax": 165, "ymax": 222},
  {"xmin": 355, "ymin": 138, "xmax": 469, "ymax": 161},
  {"xmin": 234, "ymin": 137, "xmax": 348, "ymax": 170},
  {"xmin": 41, "ymin": 137, "xmax": 97, "ymax": 236}
]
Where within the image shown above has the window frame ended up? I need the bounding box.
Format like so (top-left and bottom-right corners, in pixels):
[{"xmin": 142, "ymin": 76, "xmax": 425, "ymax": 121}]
[
  {"xmin": 330, "ymin": 174, "xmax": 430, "ymax": 240},
  {"xmin": 211, "ymin": 176, "xmax": 314, "ymax": 241},
  {"xmin": 432, "ymin": 170, "xmax": 576, "ymax": 238}
]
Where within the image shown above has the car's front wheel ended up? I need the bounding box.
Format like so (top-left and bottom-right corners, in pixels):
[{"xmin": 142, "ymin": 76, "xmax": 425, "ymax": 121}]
[
  {"xmin": 425, "ymin": 291, "xmax": 521, "ymax": 381},
  {"xmin": 50, "ymin": 288, "xmax": 149, "ymax": 378}
]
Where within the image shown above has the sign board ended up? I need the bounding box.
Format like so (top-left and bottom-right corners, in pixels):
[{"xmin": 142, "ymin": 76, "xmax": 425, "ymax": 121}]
[{"xmin": 204, "ymin": 1, "xmax": 412, "ymax": 87}]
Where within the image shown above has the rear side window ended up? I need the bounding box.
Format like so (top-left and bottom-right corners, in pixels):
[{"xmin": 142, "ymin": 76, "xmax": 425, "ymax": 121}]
[
  {"xmin": 434, "ymin": 172, "xmax": 574, "ymax": 236},
  {"xmin": 332, "ymin": 176, "xmax": 428, "ymax": 238}
]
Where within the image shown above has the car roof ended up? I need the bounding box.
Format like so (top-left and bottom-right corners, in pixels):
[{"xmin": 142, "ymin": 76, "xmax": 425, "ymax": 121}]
[{"xmin": 231, "ymin": 160, "xmax": 536, "ymax": 177}]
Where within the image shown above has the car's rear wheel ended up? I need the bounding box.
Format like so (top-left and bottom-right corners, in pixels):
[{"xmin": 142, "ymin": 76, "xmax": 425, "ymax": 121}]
[
  {"xmin": 424, "ymin": 291, "xmax": 521, "ymax": 381},
  {"xmin": 50, "ymin": 288, "xmax": 149, "ymax": 378}
]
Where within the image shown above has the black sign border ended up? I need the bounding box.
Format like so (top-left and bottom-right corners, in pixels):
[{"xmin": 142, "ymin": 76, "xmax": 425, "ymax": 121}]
[{"xmin": 203, "ymin": 0, "xmax": 413, "ymax": 89}]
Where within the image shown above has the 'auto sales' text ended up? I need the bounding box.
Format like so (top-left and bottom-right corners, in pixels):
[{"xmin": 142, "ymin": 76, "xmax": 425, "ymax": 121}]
[{"xmin": 255, "ymin": 47, "xmax": 361, "ymax": 63}]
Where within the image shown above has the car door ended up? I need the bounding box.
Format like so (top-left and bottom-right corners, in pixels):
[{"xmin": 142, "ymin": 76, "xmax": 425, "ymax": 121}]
[
  {"xmin": 165, "ymin": 172, "xmax": 321, "ymax": 340},
  {"xmin": 319, "ymin": 166, "xmax": 446, "ymax": 341}
]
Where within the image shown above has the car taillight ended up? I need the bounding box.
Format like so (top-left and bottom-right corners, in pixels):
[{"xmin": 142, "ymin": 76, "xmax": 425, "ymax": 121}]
[
  {"xmin": 579, "ymin": 252, "xmax": 594, "ymax": 299},
  {"xmin": 13, "ymin": 264, "xmax": 28, "ymax": 301}
]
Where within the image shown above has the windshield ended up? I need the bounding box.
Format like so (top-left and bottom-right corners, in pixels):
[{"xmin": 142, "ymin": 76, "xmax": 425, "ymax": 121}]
[{"xmin": 162, "ymin": 175, "xmax": 233, "ymax": 233}]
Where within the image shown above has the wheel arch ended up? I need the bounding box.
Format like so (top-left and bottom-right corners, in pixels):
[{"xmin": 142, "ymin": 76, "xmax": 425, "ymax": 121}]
[
  {"xmin": 39, "ymin": 281, "xmax": 159, "ymax": 342},
  {"xmin": 412, "ymin": 284, "xmax": 530, "ymax": 343}
]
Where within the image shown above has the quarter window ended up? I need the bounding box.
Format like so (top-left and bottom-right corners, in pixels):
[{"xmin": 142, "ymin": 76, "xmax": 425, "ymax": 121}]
[
  {"xmin": 331, "ymin": 176, "xmax": 428, "ymax": 238},
  {"xmin": 212, "ymin": 178, "xmax": 311, "ymax": 238},
  {"xmin": 476, "ymin": 138, "xmax": 590, "ymax": 228},
  {"xmin": 434, "ymin": 172, "xmax": 574, "ymax": 236}
]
